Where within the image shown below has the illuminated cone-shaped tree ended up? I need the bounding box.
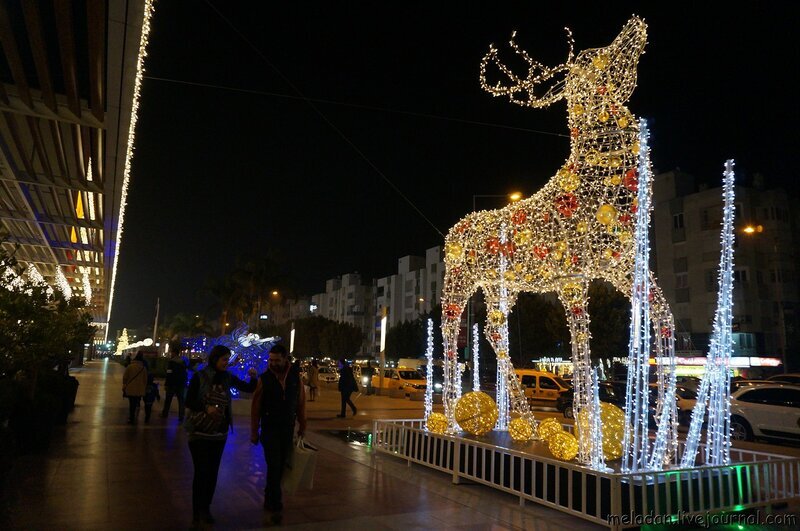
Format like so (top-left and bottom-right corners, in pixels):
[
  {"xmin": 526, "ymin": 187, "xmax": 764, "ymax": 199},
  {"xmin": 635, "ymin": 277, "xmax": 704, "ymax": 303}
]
[{"xmin": 116, "ymin": 328, "xmax": 130, "ymax": 355}]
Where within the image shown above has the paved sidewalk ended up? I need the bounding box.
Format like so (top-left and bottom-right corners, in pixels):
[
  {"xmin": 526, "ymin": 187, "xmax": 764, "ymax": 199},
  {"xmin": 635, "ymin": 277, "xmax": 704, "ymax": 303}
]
[{"xmin": 5, "ymin": 360, "xmax": 601, "ymax": 530}]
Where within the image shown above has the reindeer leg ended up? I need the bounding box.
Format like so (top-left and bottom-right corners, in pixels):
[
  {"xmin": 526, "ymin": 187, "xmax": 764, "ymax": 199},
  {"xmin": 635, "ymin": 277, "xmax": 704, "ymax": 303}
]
[
  {"xmin": 557, "ymin": 277, "xmax": 592, "ymax": 464},
  {"xmin": 483, "ymin": 289, "xmax": 514, "ymax": 431},
  {"xmin": 441, "ymin": 288, "xmax": 469, "ymax": 434}
]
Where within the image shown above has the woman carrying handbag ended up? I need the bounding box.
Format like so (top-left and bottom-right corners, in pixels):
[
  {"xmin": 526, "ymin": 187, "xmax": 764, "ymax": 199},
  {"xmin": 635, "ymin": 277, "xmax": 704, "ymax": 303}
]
[{"xmin": 184, "ymin": 345, "xmax": 257, "ymax": 527}]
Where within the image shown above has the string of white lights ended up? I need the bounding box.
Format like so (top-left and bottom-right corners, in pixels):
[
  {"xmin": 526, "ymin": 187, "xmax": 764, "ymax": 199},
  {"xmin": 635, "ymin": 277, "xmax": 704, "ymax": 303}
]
[
  {"xmin": 589, "ymin": 367, "xmax": 608, "ymax": 470},
  {"xmin": 681, "ymin": 160, "xmax": 736, "ymax": 467},
  {"xmin": 424, "ymin": 318, "xmax": 435, "ymax": 425},
  {"xmin": 472, "ymin": 323, "xmax": 480, "ymax": 391},
  {"xmin": 494, "ymin": 223, "xmax": 511, "ymax": 431},
  {"xmin": 82, "ymin": 269, "xmax": 93, "ymax": 306},
  {"xmin": 55, "ymin": 267, "xmax": 73, "ymax": 301},
  {"xmin": 622, "ymin": 120, "xmax": 653, "ymax": 473},
  {"xmin": 106, "ymin": 0, "xmax": 156, "ymax": 340}
]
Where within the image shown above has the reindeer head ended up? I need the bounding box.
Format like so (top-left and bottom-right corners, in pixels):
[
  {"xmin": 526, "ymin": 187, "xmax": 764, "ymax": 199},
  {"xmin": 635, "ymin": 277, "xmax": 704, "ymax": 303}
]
[{"xmin": 481, "ymin": 17, "xmax": 647, "ymax": 109}]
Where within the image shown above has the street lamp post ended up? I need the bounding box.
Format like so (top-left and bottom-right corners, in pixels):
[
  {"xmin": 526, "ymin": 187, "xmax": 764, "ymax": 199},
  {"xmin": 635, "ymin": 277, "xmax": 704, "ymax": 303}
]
[{"xmin": 466, "ymin": 192, "xmax": 523, "ymax": 363}]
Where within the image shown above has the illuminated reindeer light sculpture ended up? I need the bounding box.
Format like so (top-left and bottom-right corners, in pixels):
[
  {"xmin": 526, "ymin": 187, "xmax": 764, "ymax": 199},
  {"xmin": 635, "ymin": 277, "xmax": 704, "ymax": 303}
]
[{"xmin": 440, "ymin": 17, "xmax": 677, "ymax": 467}]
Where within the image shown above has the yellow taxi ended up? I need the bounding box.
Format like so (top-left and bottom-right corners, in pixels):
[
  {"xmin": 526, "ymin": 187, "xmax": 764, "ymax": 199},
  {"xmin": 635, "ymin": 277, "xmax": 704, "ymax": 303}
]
[
  {"xmin": 372, "ymin": 367, "xmax": 427, "ymax": 396},
  {"xmin": 514, "ymin": 369, "xmax": 571, "ymax": 406}
]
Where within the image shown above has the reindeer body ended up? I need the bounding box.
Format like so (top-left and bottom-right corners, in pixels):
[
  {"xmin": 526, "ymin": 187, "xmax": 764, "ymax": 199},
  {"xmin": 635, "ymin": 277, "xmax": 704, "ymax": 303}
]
[{"xmin": 439, "ymin": 17, "xmax": 677, "ymax": 467}]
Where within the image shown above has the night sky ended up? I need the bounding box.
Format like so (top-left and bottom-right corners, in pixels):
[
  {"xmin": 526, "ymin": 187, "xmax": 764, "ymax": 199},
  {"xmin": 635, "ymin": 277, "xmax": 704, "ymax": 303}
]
[{"xmin": 112, "ymin": 1, "xmax": 799, "ymax": 332}]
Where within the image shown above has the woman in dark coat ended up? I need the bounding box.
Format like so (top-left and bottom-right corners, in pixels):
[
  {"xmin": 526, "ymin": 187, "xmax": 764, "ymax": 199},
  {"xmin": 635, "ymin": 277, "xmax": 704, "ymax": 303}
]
[
  {"xmin": 184, "ymin": 345, "xmax": 257, "ymax": 526},
  {"xmin": 337, "ymin": 358, "xmax": 358, "ymax": 417}
]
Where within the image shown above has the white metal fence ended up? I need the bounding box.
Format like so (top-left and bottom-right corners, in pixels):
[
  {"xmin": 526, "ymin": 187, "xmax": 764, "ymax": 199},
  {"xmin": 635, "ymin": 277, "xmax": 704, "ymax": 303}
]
[{"xmin": 372, "ymin": 419, "xmax": 800, "ymax": 530}]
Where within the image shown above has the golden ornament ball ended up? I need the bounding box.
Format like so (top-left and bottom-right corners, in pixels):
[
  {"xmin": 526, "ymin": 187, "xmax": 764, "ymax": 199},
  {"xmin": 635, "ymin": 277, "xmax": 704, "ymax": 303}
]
[
  {"xmin": 537, "ymin": 417, "xmax": 563, "ymax": 442},
  {"xmin": 509, "ymin": 417, "xmax": 534, "ymax": 442},
  {"xmin": 445, "ymin": 242, "xmax": 463, "ymax": 261},
  {"xmin": 576, "ymin": 402, "xmax": 626, "ymax": 460},
  {"xmin": 455, "ymin": 392, "xmax": 499, "ymax": 436},
  {"xmin": 513, "ymin": 229, "xmax": 533, "ymax": 246},
  {"xmin": 595, "ymin": 204, "xmax": 618, "ymax": 226},
  {"xmin": 592, "ymin": 53, "xmax": 610, "ymax": 70},
  {"xmin": 426, "ymin": 412, "xmax": 448, "ymax": 434},
  {"xmin": 597, "ymin": 110, "xmax": 610, "ymax": 123},
  {"xmin": 576, "ymin": 221, "xmax": 588, "ymax": 233},
  {"xmin": 617, "ymin": 116, "xmax": 629, "ymax": 129},
  {"xmin": 488, "ymin": 309, "xmax": 506, "ymax": 326},
  {"xmin": 503, "ymin": 271, "xmax": 516, "ymax": 282},
  {"xmin": 548, "ymin": 430, "xmax": 579, "ymax": 461}
]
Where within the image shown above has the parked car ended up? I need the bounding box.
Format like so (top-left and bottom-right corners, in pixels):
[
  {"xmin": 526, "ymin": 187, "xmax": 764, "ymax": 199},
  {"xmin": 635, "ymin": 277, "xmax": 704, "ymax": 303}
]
[
  {"xmin": 645, "ymin": 384, "xmax": 696, "ymax": 427},
  {"xmin": 730, "ymin": 384, "xmax": 800, "ymax": 442},
  {"xmin": 372, "ymin": 368, "xmax": 427, "ymax": 396},
  {"xmin": 767, "ymin": 373, "xmax": 800, "ymax": 385},
  {"xmin": 317, "ymin": 366, "xmax": 339, "ymax": 383},
  {"xmin": 514, "ymin": 369, "xmax": 571, "ymax": 407},
  {"xmin": 556, "ymin": 381, "xmax": 625, "ymax": 418},
  {"xmin": 676, "ymin": 376, "xmax": 701, "ymax": 392},
  {"xmin": 730, "ymin": 379, "xmax": 772, "ymax": 393}
]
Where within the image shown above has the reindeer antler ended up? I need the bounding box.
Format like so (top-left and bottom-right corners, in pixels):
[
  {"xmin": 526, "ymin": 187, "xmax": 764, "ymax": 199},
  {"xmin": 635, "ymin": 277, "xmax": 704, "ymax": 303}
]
[{"xmin": 480, "ymin": 28, "xmax": 575, "ymax": 109}]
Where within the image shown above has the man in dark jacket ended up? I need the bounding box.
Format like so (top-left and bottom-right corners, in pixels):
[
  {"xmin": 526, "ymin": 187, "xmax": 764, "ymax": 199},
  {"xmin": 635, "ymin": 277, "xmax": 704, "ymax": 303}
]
[
  {"xmin": 161, "ymin": 346, "xmax": 188, "ymax": 421},
  {"xmin": 337, "ymin": 358, "xmax": 358, "ymax": 418},
  {"xmin": 250, "ymin": 344, "xmax": 307, "ymax": 517}
]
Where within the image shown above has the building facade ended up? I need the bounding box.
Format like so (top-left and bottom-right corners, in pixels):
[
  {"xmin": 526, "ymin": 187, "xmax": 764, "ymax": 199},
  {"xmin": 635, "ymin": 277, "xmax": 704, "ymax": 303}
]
[
  {"xmin": 311, "ymin": 246, "xmax": 446, "ymax": 356},
  {"xmin": 653, "ymin": 170, "xmax": 798, "ymax": 366},
  {"xmin": 310, "ymin": 273, "xmax": 376, "ymax": 354}
]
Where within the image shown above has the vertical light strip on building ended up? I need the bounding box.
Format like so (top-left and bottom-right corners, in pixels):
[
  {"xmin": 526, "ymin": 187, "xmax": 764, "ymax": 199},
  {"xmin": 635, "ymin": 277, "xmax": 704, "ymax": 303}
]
[{"xmin": 105, "ymin": 0, "xmax": 156, "ymax": 340}]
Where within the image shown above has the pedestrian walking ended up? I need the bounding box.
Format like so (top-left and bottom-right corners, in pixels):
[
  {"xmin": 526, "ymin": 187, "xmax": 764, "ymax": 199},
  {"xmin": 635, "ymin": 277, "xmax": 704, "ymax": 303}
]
[
  {"xmin": 122, "ymin": 352, "xmax": 148, "ymax": 424},
  {"xmin": 307, "ymin": 359, "xmax": 319, "ymax": 402},
  {"xmin": 250, "ymin": 344, "xmax": 307, "ymax": 519},
  {"xmin": 336, "ymin": 358, "xmax": 358, "ymax": 418},
  {"xmin": 142, "ymin": 374, "xmax": 161, "ymax": 423},
  {"xmin": 184, "ymin": 345, "xmax": 258, "ymax": 527},
  {"xmin": 161, "ymin": 345, "xmax": 189, "ymax": 421}
]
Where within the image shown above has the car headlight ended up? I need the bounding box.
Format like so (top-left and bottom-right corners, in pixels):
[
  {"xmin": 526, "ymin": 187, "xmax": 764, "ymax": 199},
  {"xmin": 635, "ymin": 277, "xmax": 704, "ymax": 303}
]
[
  {"xmin": 434, "ymin": 383, "xmax": 442, "ymax": 390},
  {"xmin": 362, "ymin": 377, "xmax": 369, "ymax": 385}
]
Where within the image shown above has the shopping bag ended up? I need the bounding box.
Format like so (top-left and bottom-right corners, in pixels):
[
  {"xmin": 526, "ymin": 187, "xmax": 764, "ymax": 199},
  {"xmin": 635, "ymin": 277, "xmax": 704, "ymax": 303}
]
[{"xmin": 281, "ymin": 437, "xmax": 318, "ymax": 495}]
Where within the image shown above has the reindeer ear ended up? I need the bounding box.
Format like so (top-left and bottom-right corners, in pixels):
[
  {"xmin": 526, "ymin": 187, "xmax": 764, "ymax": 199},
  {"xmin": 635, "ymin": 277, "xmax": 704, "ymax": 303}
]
[{"xmin": 603, "ymin": 17, "xmax": 647, "ymax": 102}]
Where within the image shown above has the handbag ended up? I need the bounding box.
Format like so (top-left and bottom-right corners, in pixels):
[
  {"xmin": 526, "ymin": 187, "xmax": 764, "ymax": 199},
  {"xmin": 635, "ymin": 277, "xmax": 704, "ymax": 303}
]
[
  {"xmin": 281, "ymin": 437, "xmax": 318, "ymax": 495},
  {"xmin": 186, "ymin": 383, "xmax": 229, "ymax": 434}
]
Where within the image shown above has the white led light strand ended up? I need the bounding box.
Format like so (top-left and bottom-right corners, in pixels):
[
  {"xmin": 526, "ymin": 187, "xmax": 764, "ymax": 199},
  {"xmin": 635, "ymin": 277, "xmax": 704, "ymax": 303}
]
[
  {"xmin": 621, "ymin": 120, "xmax": 653, "ymax": 473},
  {"xmin": 589, "ymin": 367, "xmax": 608, "ymax": 471},
  {"xmin": 681, "ymin": 160, "xmax": 736, "ymax": 467},
  {"xmin": 106, "ymin": 0, "xmax": 156, "ymax": 340},
  {"xmin": 82, "ymin": 268, "xmax": 93, "ymax": 306},
  {"xmin": 424, "ymin": 318, "xmax": 435, "ymax": 425},
  {"xmin": 472, "ymin": 323, "xmax": 480, "ymax": 391},
  {"xmin": 55, "ymin": 267, "xmax": 73, "ymax": 301}
]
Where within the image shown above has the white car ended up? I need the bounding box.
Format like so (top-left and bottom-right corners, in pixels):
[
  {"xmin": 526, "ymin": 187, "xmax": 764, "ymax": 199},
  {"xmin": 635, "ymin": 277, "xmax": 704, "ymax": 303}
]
[
  {"xmin": 730, "ymin": 384, "xmax": 800, "ymax": 442},
  {"xmin": 317, "ymin": 366, "xmax": 339, "ymax": 383}
]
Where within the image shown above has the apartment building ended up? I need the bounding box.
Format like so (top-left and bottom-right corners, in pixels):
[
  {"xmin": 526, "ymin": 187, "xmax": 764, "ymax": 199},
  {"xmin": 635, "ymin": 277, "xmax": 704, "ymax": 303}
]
[{"xmin": 653, "ymin": 170, "xmax": 798, "ymax": 363}]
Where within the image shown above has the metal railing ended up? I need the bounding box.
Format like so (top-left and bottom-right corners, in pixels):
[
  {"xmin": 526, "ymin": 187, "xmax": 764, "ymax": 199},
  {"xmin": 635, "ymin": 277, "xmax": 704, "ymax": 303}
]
[{"xmin": 372, "ymin": 419, "xmax": 800, "ymax": 530}]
